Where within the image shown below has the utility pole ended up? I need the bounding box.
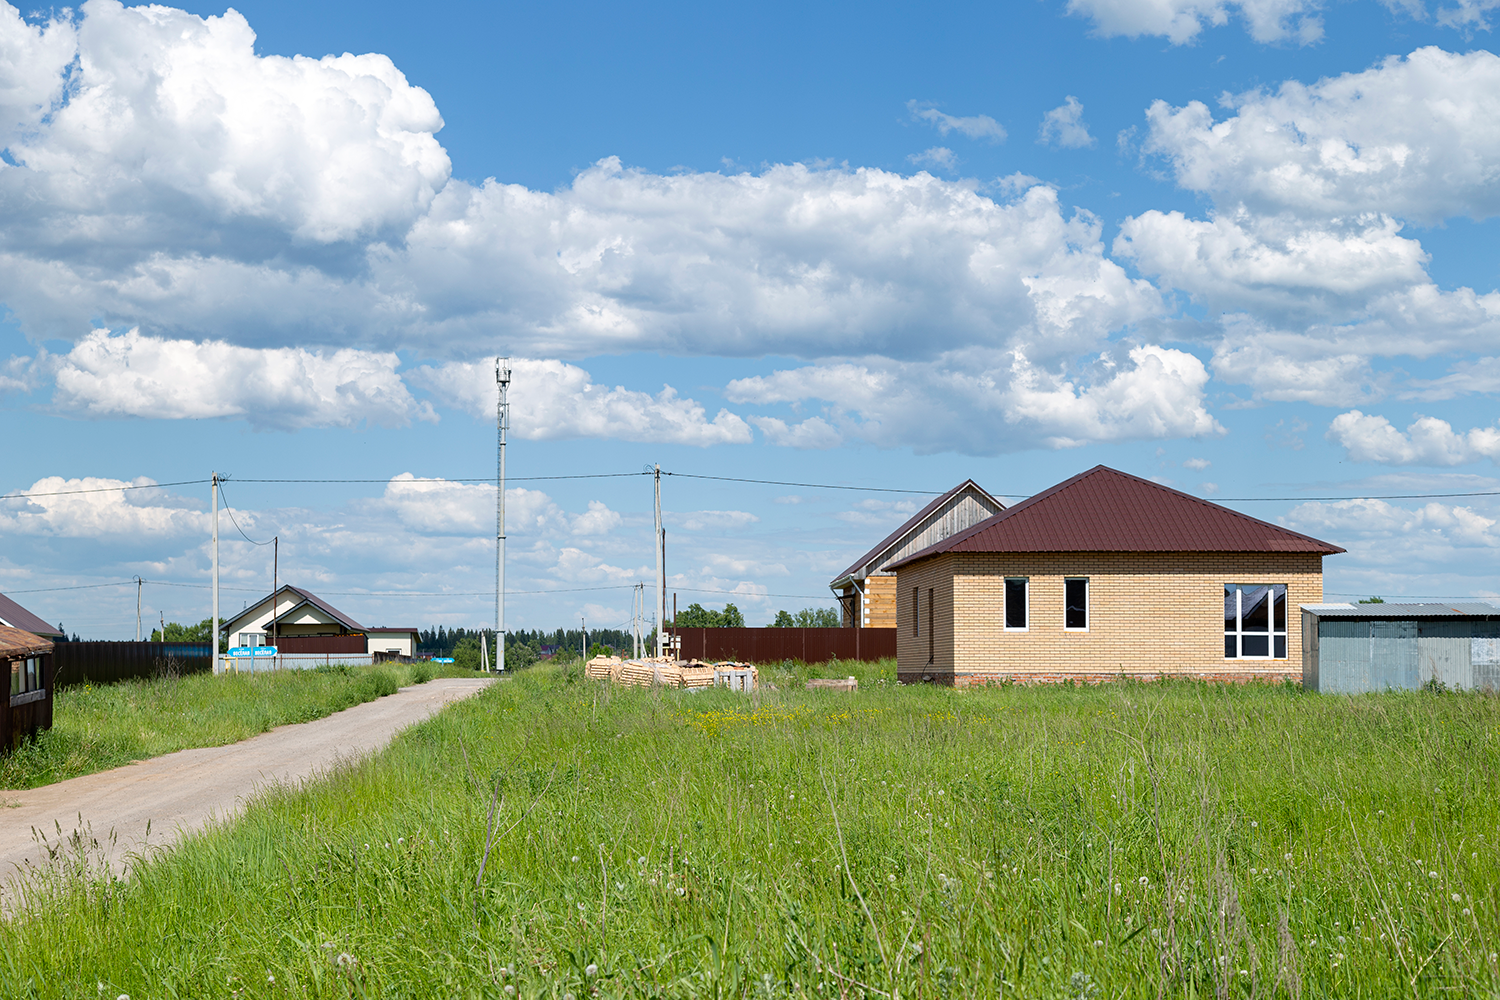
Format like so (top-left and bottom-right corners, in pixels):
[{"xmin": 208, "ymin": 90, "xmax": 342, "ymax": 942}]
[
  {"xmin": 581, "ymin": 616, "xmax": 587, "ymax": 661},
  {"xmin": 654, "ymin": 464, "xmax": 665, "ymax": 657},
  {"xmin": 212, "ymin": 472, "xmax": 220, "ymax": 673},
  {"xmin": 135, "ymin": 576, "xmax": 142, "ymax": 641},
  {"xmin": 496, "ymin": 356, "xmax": 510, "ymax": 673},
  {"xmin": 272, "ymin": 536, "xmax": 278, "ymax": 674}
]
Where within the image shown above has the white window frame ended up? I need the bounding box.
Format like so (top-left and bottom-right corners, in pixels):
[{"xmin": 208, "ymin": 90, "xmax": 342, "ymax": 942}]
[
  {"xmin": 1003, "ymin": 577, "xmax": 1029, "ymax": 631},
  {"xmin": 1063, "ymin": 577, "xmax": 1090, "ymax": 632},
  {"xmin": 1224, "ymin": 584, "xmax": 1287, "ymax": 660}
]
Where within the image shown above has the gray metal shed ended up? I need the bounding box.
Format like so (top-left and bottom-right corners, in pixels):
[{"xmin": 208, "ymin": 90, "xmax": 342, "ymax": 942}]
[{"xmin": 1301, "ymin": 603, "xmax": 1500, "ymax": 693}]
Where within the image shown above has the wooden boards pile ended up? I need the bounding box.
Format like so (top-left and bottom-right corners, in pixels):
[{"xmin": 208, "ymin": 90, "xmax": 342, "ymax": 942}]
[{"xmin": 584, "ymin": 655, "xmax": 756, "ymax": 691}]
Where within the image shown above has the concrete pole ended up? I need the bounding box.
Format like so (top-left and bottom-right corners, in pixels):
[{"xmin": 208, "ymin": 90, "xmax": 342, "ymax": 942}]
[
  {"xmin": 654, "ymin": 464, "xmax": 665, "ymax": 658},
  {"xmin": 212, "ymin": 473, "xmax": 220, "ymax": 674},
  {"xmin": 496, "ymin": 357, "xmax": 510, "ymax": 673}
]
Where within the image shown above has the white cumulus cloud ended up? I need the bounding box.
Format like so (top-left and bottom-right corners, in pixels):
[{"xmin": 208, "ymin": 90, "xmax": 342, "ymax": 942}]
[
  {"xmin": 36, "ymin": 328, "xmax": 432, "ymax": 429},
  {"xmin": 907, "ymin": 101, "xmax": 1007, "ymax": 142},
  {"xmin": 1326, "ymin": 411, "xmax": 1500, "ymax": 466},
  {"xmin": 411, "ymin": 358, "xmax": 752, "ymax": 446},
  {"xmin": 1038, "ymin": 97, "xmax": 1095, "ymax": 149},
  {"xmin": 1067, "ymin": 0, "xmax": 1323, "ymax": 44}
]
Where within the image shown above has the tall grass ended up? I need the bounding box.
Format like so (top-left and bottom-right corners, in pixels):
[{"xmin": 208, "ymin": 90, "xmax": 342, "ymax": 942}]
[
  {"xmin": 4, "ymin": 665, "xmax": 1497, "ymax": 998},
  {"xmin": 0, "ymin": 662, "xmax": 451, "ymax": 790}
]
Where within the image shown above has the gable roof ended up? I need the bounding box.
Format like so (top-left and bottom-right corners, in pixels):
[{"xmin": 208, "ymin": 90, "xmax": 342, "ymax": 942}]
[
  {"xmin": 220, "ymin": 585, "xmax": 364, "ymax": 634},
  {"xmin": 830, "ymin": 479, "xmax": 1005, "ymax": 588},
  {"xmin": 888, "ymin": 465, "xmax": 1344, "ymax": 567},
  {"xmin": 0, "ymin": 593, "xmax": 64, "ymax": 638},
  {"xmin": 0, "ymin": 625, "xmax": 53, "ymax": 658}
]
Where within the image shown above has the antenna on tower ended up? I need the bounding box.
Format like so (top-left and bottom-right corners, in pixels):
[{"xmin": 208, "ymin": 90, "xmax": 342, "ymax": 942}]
[{"xmin": 496, "ymin": 356, "xmax": 511, "ymax": 673}]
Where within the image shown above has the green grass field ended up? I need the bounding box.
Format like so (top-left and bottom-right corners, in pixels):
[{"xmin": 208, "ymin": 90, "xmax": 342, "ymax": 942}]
[
  {"xmin": 0, "ymin": 660, "xmax": 454, "ymax": 790},
  {"xmin": 4, "ymin": 661, "xmax": 1498, "ymax": 999}
]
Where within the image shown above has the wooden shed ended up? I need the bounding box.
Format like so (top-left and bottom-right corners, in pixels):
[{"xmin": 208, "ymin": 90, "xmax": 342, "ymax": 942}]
[{"xmin": 2, "ymin": 625, "xmax": 55, "ymax": 750}]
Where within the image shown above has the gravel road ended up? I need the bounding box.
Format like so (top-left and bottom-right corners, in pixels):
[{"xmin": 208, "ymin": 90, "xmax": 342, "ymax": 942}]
[{"xmin": 1, "ymin": 676, "xmax": 493, "ymax": 904}]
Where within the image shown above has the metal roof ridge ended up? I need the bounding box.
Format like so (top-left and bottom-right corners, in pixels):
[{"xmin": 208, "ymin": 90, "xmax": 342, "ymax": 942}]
[{"xmin": 827, "ymin": 478, "xmax": 1003, "ymax": 586}]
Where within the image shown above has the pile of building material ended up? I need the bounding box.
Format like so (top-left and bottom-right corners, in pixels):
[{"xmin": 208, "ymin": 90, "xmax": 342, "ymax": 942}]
[{"xmin": 585, "ymin": 655, "xmax": 757, "ymax": 691}]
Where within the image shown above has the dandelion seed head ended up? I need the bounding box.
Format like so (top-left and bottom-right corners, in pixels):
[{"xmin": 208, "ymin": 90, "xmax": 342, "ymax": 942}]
[
  {"xmin": 585, "ymin": 963, "xmax": 599, "ymax": 977},
  {"xmin": 577, "ymin": 902, "xmax": 586, "ymax": 911},
  {"xmin": 1429, "ymin": 871, "xmax": 1439, "ymax": 879},
  {"xmin": 1453, "ymin": 893, "xmax": 1462, "ymax": 902},
  {"xmin": 1139, "ymin": 876, "xmax": 1149, "ymax": 885},
  {"xmin": 676, "ymin": 886, "xmax": 686, "ymax": 896},
  {"xmin": 571, "ymin": 856, "xmax": 580, "ymax": 863},
  {"xmin": 504, "ymin": 987, "xmax": 516, "ymax": 997},
  {"xmin": 1251, "ymin": 821, "xmax": 1257, "ymax": 828}
]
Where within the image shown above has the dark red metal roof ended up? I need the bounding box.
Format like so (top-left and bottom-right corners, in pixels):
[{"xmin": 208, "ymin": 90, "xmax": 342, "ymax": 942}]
[
  {"xmin": 888, "ymin": 466, "xmax": 1345, "ymax": 567},
  {"xmin": 829, "ymin": 479, "xmax": 1003, "ymax": 586},
  {"xmin": 0, "ymin": 593, "xmax": 64, "ymax": 638}
]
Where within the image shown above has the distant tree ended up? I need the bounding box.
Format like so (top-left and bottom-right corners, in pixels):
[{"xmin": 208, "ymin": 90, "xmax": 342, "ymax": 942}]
[
  {"xmin": 769, "ymin": 607, "xmax": 840, "ymax": 627},
  {"xmin": 670, "ymin": 603, "xmax": 745, "ymax": 628},
  {"xmin": 150, "ymin": 618, "xmax": 216, "ymax": 643},
  {"xmin": 1358, "ymin": 596, "xmax": 1386, "ymax": 604}
]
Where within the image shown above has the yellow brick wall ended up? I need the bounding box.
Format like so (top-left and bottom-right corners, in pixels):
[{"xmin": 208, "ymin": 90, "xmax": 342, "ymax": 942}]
[
  {"xmin": 894, "ymin": 559, "xmax": 956, "ymax": 681},
  {"xmin": 862, "ymin": 574, "xmax": 898, "ymax": 628},
  {"xmin": 897, "ymin": 551, "xmax": 1324, "ymax": 684}
]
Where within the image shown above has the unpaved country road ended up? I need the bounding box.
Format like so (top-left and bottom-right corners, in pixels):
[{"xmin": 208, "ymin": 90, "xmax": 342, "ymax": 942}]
[{"xmin": 0, "ymin": 677, "xmax": 493, "ymax": 900}]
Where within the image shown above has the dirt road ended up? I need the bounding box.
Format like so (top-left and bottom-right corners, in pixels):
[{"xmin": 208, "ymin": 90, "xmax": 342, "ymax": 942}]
[{"xmin": 1, "ymin": 676, "xmax": 493, "ymax": 901}]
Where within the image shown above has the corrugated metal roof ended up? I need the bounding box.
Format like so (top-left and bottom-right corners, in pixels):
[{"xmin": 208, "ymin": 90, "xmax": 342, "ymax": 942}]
[
  {"xmin": 888, "ymin": 466, "xmax": 1345, "ymax": 568},
  {"xmin": 220, "ymin": 585, "xmax": 364, "ymax": 633},
  {"xmin": 0, "ymin": 593, "xmax": 64, "ymax": 638},
  {"xmin": 828, "ymin": 479, "xmax": 1004, "ymax": 587},
  {"xmin": 0, "ymin": 624, "xmax": 54, "ymax": 658},
  {"xmin": 1301, "ymin": 602, "xmax": 1500, "ymax": 617}
]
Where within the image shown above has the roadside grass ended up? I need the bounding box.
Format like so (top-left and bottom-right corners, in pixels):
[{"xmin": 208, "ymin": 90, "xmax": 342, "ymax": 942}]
[
  {"xmin": 4, "ymin": 664, "xmax": 1499, "ymax": 998},
  {"xmin": 0, "ymin": 661, "xmax": 475, "ymax": 790}
]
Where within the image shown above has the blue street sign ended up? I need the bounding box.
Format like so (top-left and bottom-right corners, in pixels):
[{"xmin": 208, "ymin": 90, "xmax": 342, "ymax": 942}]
[
  {"xmin": 431, "ymin": 657, "xmax": 455, "ymax": 663},
  {"xmin": 228, "ymin": 646, "xmax": 279, "ymax": 657}
]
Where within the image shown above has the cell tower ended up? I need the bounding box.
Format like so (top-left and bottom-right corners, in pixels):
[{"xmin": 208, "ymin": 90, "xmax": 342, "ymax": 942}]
[{"xmin": 496, "ymin": 357, "xmax": 511, "ymax": 672}]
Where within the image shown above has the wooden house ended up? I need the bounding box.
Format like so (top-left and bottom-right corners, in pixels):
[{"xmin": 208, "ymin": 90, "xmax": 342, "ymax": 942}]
[
  {"xmin": 2, "ymin": 625, "xmax": 54, "ymax": 750},
  {"xmin": 829, "ymin": 480, "xmax": 1005, "ymax": 628}
]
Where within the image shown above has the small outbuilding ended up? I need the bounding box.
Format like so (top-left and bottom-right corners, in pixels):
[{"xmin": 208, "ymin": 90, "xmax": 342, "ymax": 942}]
[
  {"xmin": 2, "ymin": 625, "xmax": 54, "ymax": 750},
  {"xmin": 888, "ymin": 465, "xmax": 1345, "ymax": 685},
  {"xmin": 1301, "ymin": 602, "xmax": 1500, "ymax": 693}
]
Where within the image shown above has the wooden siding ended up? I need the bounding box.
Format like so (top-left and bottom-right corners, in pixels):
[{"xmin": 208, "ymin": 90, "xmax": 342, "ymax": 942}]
[
  {"xmin": 870, "ymin": 490, "xmax": 1004, "ymax": 575},
  {"xmin": 861, "ymin": 575, "xmax": 898, "ymax": 628}
]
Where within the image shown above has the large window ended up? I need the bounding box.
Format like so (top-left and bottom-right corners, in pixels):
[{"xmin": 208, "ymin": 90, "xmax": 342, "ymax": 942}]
[
  {"xmin": 1004, "ymin": 578, "xmax": 1028, "ymax": 630},
  {"xmin": 1224, "ymin": 584, "xmax": 1287, "ymax": 659},
  {"xmin": 1064, "ymin": 578, "xmax": 1089, "ymax": 630}
]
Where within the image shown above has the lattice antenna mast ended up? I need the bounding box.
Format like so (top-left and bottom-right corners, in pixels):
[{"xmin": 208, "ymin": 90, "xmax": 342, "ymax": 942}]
[{"xmin": 496, "ymin": 356, "xmax": 511, "ymax": 673}]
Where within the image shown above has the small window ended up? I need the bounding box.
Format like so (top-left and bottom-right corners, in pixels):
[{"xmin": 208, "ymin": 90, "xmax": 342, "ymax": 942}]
[
  {"xmin": 1004, "ymin": 578, "xmax": 1028, "ymax": 630},
  {"xmin": 1064, "ymin": 578, "xmax": 1089, "ymax": 630},
  {"xmin": 912, "ymin": 587, "xmax": 920, "ymax": 637},
  {"xmin": 11, "ymin": 656, "xmax": 41, "ymax": 695},
  {"xmin": 927, "ymin": 588, "xmax": 935, "ymax": 663},
  {"xmin": 1224, "ymin": 584, "xmax": 1287, "ymax": 659}
]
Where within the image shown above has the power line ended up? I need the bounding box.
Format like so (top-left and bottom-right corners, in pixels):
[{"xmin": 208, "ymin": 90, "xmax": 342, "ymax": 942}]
[
  {"xmin": 2, "ymin": 581, "xmax": 136, "ymax": 594},
  {"xmin": 663, "ymin": 471, "xmax": 948, "ymax": 495},
  {"xmin": 232, "ymin": 473, "xmax": 648, "ymax": 484},
  {"xmin": 215, "ymin": 482, "xmax": 274, "ymax": 546},
  {"xmin": 0, "ymin": 478, "xmax": 210, "ymax": 502}
]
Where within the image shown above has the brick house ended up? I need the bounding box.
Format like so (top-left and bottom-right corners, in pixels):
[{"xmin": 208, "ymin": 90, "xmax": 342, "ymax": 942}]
[
  {"xmin": 829, "ymin": 480, "xmax": 1005, "ymax": 628},
  {"xmin": 888, "ymin": 466, "xmax": 1344, "ymax": 685}
]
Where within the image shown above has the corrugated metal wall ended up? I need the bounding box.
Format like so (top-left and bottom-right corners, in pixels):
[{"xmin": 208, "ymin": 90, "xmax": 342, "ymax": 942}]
[
  {"xmin": 1307, "ymin": 617, "xmax": 1500, "ymax": 693},
  {"xmin": 53, "ymin": 642, "xmax": 214, "ymax": 687}
]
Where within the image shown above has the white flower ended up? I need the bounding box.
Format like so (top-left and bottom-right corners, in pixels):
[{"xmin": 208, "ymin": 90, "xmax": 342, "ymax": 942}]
[
  {"xmin": 1139, "ymin": 876, "xmax": 1149, "ymax": 885},
  {"xmin": 504, "ymin": 987, "xmax": 516, "ymax": 997},
  {"xmin": 577, "ymin": 902, "xmax": 586, "ymax": 911},
  {"xmin": 1251, "ymin": 821, "xmax": 1258, "ymax": 828},
  {"xmin": 888, "ymin": 874, "xmax": 897, "ymax": 883},
  {"xmin": 1094, "ymin": 940, "xmax": 1103, "ymax": 947},
  {"xmin": 397, "ymin": 837, "xmax": 405, "ymax": 844},
  {"xmin": 267, "ymin": 973, "xmax": 275, "ymax": 983},
  {"xmin": 585, "ymin": 963, "xmax": 599, "ymax": 977},
  {"xmin": 1453, "ymin": 893, "xmax": 1462, "ymax": 902},
  {"xmin": 676, "ymin": 886, "xmax": 686, "ymax": 896},
  {"xmin": 572, "ymin": 856, "xmax": 580, "ymax": 863}
]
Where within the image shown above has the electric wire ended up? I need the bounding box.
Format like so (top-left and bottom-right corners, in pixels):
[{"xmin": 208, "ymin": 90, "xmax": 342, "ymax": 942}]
[
  {"xmin": 215, "ymin": 482, "xmax": 274, "ymax": 546},
  {"xmin": 0, "ymin": 478, "xmax": 210, "ymax": 502}
]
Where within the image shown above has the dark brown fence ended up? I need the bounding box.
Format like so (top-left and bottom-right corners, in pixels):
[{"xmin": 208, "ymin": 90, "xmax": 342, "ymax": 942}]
[
  {"xmin": 670, "ymin": 627, "xmax": 896, "ymax": 664},
  {"xmin": 53, "ymin": 642, "xmax": 214, "ymax": 687},
  {"xmin": 275, "ymin": 635, "xmax": 366, "ymax": 654}
]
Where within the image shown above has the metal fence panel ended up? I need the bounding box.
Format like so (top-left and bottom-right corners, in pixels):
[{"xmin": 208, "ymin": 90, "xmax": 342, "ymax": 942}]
[
  {"xmin": 670, "ymin": 628, "xmax": 896, "ymax": 664},
  {"xmin": 53, "ymin": 642, "xmax": 213, "ymax": 687}
]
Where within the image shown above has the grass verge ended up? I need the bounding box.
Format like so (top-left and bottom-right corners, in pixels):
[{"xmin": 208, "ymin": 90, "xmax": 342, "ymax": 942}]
[
  {"xmin": 4, "ymin": 665, "xmax": 1498, "ymax": 998},
  {"xmin": 0, "ymin": 661, "xmax": 474, "ymax": 790}
]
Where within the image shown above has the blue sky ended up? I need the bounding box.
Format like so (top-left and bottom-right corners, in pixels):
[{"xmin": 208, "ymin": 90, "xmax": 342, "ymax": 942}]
[{"xmin": 5, "ymin": 0, "xmax": 1500, "ymax": 637}]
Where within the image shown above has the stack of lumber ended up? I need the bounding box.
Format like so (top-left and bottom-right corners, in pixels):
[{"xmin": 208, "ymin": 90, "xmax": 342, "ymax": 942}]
[{"xmin": 583, "ymin": 655, "xmax": 757, "ymax": 691}]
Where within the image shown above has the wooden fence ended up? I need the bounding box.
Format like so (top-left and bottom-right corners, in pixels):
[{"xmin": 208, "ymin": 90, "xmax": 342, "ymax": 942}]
[
  {"xmin": 669, "ymin": 627, "xmax": 896, "ymax": 664},
  {"xmin": 52, "ymin": 641, "xmax": 214, "ymax": 687}
]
